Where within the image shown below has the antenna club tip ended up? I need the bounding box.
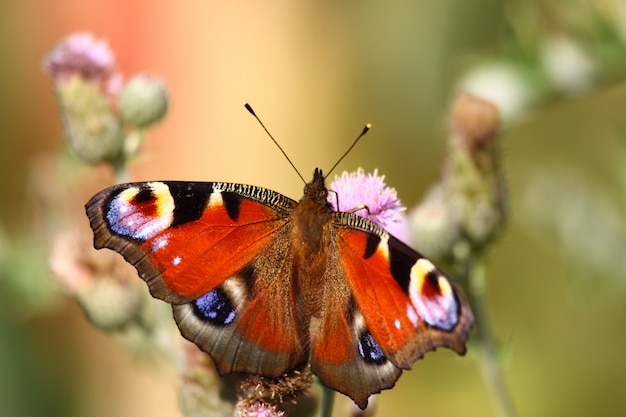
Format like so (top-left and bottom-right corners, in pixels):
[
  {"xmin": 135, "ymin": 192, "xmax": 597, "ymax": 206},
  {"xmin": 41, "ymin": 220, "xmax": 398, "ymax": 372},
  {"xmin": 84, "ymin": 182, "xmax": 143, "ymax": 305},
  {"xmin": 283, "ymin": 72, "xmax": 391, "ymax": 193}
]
[
  {"xmin": 244, "ymin": 102, "xmax": 256, "ymax": 115},
  {"xmin": 365, "ymin": 123, "xmax": 372, "ymax": 129}
]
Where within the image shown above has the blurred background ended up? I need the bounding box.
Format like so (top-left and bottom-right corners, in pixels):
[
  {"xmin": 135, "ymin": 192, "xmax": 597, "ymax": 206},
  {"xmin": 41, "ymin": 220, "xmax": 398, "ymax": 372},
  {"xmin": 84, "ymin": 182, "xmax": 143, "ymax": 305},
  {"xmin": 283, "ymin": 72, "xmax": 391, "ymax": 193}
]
[{"xmin": 1, "ymin": 1, "xmax": 626, "ymax": 416}]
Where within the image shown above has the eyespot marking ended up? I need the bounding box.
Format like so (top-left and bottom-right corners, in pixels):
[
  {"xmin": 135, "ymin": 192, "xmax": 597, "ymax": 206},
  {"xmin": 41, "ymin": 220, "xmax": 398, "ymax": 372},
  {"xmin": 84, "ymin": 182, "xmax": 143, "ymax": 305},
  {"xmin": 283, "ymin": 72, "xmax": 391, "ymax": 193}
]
[
  {"xmin": 357, "ymin": 331, "xmax": 387, "ymax": 364},
  {"xmin": 107, "ymin": 182, "xmax": 174, "ymax": 241},
  {"xmin": 193, "ymin": 288, "xmax": 236, "ymax": 326},
  {"xmin": 409, "ymin": 258, "xmax": 458, "ymax": 331}
]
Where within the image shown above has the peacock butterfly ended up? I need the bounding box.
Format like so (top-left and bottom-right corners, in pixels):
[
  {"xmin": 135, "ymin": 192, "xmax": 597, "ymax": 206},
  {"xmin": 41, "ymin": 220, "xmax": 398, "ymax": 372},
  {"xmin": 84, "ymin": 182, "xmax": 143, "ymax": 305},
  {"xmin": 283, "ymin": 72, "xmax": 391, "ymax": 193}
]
[{"xmin": 84, "ymin": 114, "xmax": 473, "ymax": 409}]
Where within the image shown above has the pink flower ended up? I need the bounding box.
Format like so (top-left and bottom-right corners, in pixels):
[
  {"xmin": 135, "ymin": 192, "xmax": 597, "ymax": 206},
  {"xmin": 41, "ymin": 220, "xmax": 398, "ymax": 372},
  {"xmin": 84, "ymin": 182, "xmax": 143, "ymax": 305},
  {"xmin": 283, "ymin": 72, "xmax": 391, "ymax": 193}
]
[
  {"xmin": 44, "ymin": 32, "xmax": 121, "ymax": 96},
  {"xmin": 329, "ymin": 168, "xmax": 409, "ymax": 241},
  {"xmin": 238, "ymin": 403, "xmax": 285, "ymax": 417}
]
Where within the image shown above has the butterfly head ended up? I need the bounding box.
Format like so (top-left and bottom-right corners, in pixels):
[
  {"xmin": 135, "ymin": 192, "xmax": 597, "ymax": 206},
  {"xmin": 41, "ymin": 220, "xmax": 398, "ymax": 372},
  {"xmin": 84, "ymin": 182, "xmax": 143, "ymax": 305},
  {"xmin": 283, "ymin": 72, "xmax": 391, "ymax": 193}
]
[{"xmin": 302, "ymin": 168, "xmax": 330, "ymax": 204}]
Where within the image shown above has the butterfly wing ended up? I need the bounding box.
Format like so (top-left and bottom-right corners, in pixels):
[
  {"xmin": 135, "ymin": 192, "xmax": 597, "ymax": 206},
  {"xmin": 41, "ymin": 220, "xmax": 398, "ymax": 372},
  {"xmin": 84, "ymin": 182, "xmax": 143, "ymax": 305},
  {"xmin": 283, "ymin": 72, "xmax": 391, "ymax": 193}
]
[
  {"xmin": 86, "ymin": 181, "xmax": 308, "ymax": 376},
  {"xmin": 310, "ymin": 212, "xmax": 473, "ymax": 408}
]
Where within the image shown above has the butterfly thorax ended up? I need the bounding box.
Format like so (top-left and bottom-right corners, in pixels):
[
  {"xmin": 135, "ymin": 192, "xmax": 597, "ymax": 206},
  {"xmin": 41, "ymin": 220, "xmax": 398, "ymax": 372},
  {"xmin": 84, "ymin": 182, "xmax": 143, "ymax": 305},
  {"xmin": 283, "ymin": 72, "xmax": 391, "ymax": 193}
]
[
  {"xmin": 293, "ymin": 169, "xmax": 333, "ymax": 251},
  {"xmin": 289, "ymin": 169, "xmax": 334, "ymax": 315}
]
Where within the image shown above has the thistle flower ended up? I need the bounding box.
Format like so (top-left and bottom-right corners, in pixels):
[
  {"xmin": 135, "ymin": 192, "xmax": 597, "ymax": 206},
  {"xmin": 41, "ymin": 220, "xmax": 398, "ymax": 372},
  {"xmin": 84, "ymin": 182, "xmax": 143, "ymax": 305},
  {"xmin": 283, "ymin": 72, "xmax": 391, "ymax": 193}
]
[
  {"xmin": 329, "ymin": 168, "xmax": 409, "ymax": 241},
  {"xmin": 44, "ymin": 32, "xmax": 120, "ymax": 93},
  {"xmin": 236, "ymin": 403, "xmax": 285, "ymax": 417},
  {"xmin": 44, "ymin": 32, "xmax": 124, "ymax": 164}
]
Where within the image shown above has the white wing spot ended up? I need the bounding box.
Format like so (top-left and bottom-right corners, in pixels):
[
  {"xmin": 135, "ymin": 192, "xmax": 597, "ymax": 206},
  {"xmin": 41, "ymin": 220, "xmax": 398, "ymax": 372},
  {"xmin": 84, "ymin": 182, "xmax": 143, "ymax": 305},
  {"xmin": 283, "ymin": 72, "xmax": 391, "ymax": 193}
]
[
  {"xmin": 151, "ymin": 234, "xmax": 169, "ymax": 252},
  {"xmin": 172, "ymin": 256, "xmax": 181, "ymax": 266},
  {"xmin": 394, "ymin": 319, "xmax": 401, "ymax": 330}
]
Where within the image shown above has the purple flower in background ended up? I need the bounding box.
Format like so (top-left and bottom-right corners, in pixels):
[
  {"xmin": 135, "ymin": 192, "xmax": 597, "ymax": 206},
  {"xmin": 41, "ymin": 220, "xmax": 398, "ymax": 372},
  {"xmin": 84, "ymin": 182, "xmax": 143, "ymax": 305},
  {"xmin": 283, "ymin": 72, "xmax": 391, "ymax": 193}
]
[
  {"xmin": 44, "ymin": 32, "xmax": 121, "ymax": 95},
  {"xmin": 329, "ymin": 168, "xmax": 409, "ymax": 242},
  {"xmin": 43, "ymin": 32, "xmax": 125, "ymax": 163}
]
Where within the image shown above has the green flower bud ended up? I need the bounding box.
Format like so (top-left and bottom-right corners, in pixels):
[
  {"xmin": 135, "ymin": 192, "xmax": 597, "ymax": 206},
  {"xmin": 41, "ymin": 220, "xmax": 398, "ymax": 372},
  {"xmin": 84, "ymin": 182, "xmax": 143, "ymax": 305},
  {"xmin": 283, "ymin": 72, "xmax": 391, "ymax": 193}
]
[
  {"xmin": 118, "ymin": 75, "xmax": 169, "ymax": 128},
  {"xmin": 76, "ymin": 274, "xmax": 145, "ymax": 331},
  {"xmin": 50, "ymin": 230, "xmax": 146, "ymax": 331}
]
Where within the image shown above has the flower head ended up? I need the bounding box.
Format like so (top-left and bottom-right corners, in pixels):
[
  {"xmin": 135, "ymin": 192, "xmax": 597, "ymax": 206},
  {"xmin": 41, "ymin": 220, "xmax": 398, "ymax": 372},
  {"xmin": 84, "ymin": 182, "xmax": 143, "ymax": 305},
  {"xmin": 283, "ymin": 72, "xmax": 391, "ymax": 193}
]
[
  {"xmin": 44, "ymin": 32, "xmax": 119, "ymax": 89},
  {"xmin": 329, "ymin": 168, "xmax": 406, "ymax": 230},
  {"xmin": 44, "ymin": 32, "xmax": 125, "ymax": 164}
]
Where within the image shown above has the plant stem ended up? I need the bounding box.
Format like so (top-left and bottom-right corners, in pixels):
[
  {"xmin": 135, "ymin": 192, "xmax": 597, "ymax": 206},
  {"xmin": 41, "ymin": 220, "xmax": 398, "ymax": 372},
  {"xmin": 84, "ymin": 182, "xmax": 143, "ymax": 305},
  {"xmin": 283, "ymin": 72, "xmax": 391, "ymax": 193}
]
[
  {"xmin": 319, "ymin": 386, "xmax": 335, "ymax": 417},
  {"xmin": 112, "ymin": 156, "xmax": 130, "ymax": 184},
  {"xmin": 467, "ymin": 249, "xmax": 517, "ymax": 417}
]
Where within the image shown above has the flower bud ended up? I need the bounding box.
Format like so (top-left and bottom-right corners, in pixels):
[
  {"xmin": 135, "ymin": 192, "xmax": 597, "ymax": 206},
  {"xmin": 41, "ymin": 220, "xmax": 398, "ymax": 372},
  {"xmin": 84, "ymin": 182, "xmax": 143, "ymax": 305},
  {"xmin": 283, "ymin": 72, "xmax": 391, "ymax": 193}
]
[
  {"xmin": 50, "ymin": 230, "xmax": 146, "ymax": 331},
  {"xmin": 119, "ymin": 75, "xmax": 169, "ymax": 128},
  {"xmin": 76, "ymin": 273, "xmax": 145, "ymax": 331}
]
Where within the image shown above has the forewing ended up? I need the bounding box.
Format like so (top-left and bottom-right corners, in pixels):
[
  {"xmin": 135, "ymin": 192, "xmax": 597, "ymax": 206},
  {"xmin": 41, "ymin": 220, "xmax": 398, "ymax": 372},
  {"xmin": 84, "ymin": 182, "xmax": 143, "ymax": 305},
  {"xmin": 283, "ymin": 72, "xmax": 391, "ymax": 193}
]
[
  {"xmin": 86, "ymin": 181, "xmax": 295, "ymax": 302},
  {"xmin": 86, "ymin": 181, "xmax": 308, "ymax": 374}
]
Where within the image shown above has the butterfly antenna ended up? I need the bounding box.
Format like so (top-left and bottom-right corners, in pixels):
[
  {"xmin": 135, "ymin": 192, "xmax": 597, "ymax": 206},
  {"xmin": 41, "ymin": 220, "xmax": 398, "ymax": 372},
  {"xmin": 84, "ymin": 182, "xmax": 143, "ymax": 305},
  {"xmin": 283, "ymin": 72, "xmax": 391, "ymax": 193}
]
[
  {"xmin": 325, "ymin": 123, "xmax": 371, "ymax": 179},
  {"xmin": 244, "ymin": 103, "xmax": 306, "ymax": 184}
]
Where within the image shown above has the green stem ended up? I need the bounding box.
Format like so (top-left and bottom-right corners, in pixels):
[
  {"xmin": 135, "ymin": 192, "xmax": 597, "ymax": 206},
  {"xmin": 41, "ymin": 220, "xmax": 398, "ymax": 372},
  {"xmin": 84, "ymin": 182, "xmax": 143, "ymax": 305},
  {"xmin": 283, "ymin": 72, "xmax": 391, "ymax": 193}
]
[
  {"xmin": 111, "ymin": 156, "xmax": 130, "ymax": 184},
  {"xmin": 467, "ymin": 249, "xmax": 517, "ymax": 417},
  {"xmin": 111, "ymin": 129, "xmax": 145, "ymax": 184},
  {"xmin": 319, "ymin": 385, "xmax": 335, "ymax": 417}
]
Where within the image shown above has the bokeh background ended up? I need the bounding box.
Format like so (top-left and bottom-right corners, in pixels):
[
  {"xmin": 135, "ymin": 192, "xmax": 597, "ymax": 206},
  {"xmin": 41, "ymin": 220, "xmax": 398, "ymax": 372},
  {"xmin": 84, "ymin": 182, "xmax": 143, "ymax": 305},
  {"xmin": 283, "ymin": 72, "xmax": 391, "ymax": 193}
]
[{"xmin": 2, "ymin": 1, "xmax": 626, "ymax": 416}]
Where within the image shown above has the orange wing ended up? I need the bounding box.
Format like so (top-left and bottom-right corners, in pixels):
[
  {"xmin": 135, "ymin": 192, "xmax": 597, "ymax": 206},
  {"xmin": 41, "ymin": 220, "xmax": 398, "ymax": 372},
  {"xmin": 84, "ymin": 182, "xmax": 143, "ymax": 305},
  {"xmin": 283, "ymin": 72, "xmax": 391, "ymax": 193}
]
[
  {"xmin": 86, "ymin": 181, "xmax": 308, "ymax": 376},
  {"xmin": 310, "ymin": 212, "xmax": 473, "ymax": 408}
]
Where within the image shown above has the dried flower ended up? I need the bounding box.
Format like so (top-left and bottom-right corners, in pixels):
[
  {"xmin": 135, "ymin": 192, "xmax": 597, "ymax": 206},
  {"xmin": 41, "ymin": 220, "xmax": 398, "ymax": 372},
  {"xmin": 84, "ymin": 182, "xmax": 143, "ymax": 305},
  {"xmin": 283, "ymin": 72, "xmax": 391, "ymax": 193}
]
[
  {"xmin": 450, "ymin": 93, "xmax": 499, "ymax": 150},
  {"xmin": 237, "ymin": 369, "xmax": 313, "ymax": 415},
  {"xmin": 439, "ymin": 93, "xmax": 505, "ymax": 251}
]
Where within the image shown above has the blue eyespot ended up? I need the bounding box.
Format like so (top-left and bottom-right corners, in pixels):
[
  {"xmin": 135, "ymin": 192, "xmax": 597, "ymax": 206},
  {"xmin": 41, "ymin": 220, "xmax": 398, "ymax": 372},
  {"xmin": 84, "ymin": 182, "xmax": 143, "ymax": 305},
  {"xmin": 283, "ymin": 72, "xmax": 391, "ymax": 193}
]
[
  {"xmin": 357, "ymin": 331, "xmax": 386, "ymax": 364},
  {"xmin": 193, "ymin": 288, "xmax": 236, "ymax": 326}
]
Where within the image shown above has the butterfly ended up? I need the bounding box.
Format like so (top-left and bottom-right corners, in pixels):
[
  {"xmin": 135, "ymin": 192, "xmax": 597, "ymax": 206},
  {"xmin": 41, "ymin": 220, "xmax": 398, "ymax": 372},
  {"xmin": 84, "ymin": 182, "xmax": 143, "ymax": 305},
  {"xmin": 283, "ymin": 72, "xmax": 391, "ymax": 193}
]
[{"xmin": 85, "ymin": 164, "xmax": 473, "ymax": 408}]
